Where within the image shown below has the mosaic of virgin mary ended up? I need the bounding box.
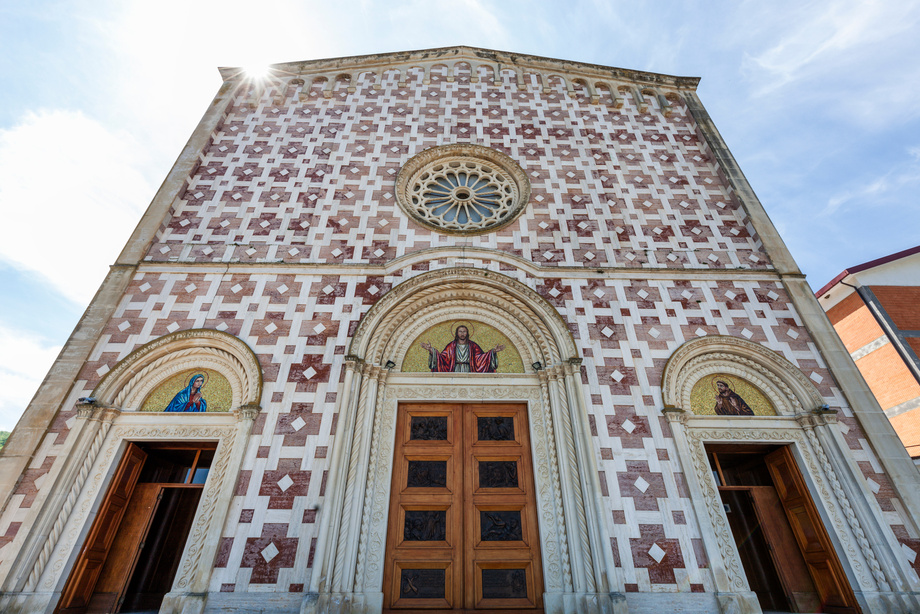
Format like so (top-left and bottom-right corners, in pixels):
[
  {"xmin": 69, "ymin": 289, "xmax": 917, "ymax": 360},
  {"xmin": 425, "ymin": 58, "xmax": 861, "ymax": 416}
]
[
  {"xmin": 420, "ymin": 322, "xmax": 504, "ymax": 373},
  {"xmin": 164, "ymin": 373, "xmax": 208, "ymax": 412}
]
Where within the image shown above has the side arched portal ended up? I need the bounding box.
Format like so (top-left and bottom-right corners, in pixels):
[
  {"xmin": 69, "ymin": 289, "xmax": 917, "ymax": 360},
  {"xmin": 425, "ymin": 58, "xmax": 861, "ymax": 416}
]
[
  {"xmin": 0, "ymin": 329, "xmax": 262, "ymax": 614},
  {"xmin": 661, "ymin": 336, "xmax": 920, "ymax": 614},
  {"xmin": 306, "ymin": 268, "xmax": 624, "ymax": 613}
]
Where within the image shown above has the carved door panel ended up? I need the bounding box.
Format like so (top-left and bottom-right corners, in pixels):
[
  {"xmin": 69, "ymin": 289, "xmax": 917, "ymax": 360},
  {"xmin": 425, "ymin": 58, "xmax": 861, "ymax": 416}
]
[
  {"xmin": 87, "ymin": 484, "xmax": 163, "ymax": 612},
  {"xmin": 764, "ymin": 446, "xmax": 860, "ymax": 614},
  {"xmin": 56, "ymin": 443, "xmax": 147, "ymax": 614},
  {"xmin": 384, "ymin": 403, "xmax": 543, "ymax": 612}
]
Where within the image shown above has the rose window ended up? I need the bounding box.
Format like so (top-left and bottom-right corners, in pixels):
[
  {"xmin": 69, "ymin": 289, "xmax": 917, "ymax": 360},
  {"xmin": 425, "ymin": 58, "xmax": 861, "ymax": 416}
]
[{"xmin": 396, "ymin": 145, "xmax": 530, "ymax": 235}]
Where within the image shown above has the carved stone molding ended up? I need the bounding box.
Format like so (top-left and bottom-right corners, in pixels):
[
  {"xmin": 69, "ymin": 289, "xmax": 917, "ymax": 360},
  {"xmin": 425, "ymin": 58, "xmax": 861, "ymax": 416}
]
[
  {"xmin": 661, "ymin": 335, "xmax": 825, "ymax": 415},
  {"xmin": 659, "ymin": 335, "xmax": 920, "ymax": 610},
  {"xmin": 36, "ymin": 420, "xmax": 238, "ymax": 593},
  {"xmin": 92, "ymin": 328, "xmax": 263, "ymax": 409},
  {"xmin": 682, "ymin": 420, "xmax": 875, "ymax": 594},
  {"xmin": 222, "ymin": 47, "xmax": 697, "ymax": 112},
  {"xmin": 349, "ymin": 267, "xmax": 578, "ymax": 367},
  {"xmin": 311, "ymin": 267, "xmax": 620, "ymax": 612}
]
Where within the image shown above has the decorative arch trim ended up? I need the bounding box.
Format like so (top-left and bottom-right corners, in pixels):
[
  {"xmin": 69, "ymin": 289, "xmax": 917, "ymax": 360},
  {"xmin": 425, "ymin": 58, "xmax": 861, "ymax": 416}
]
[
  {"xmin": 659, "ymin": 335, "xmax": 920, "ymax": 612},
  {"xmin": 349, "ymin": 267, "xmax": 578, "ymax": 367},
  {"xmin": 92, "ymin": 328, "xmax": 263, "ymax": 410},
  {"xmin": 661, "ymin": 335, "xmax": 824, "ymax": 415}
]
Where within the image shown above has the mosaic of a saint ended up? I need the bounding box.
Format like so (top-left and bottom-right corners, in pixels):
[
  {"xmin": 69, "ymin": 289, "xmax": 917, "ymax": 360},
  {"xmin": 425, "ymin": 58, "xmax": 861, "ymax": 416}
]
[
  {"xmin": 164, "ymin": 373, "xmax": 208, "ymax": 412},
  {"xmin": 420, "ymin": 323, "xmax": 504, "ymax": 373},
  {"xmin": 713, "ymin": 379, "xmax": 754, "ymax": 416}
]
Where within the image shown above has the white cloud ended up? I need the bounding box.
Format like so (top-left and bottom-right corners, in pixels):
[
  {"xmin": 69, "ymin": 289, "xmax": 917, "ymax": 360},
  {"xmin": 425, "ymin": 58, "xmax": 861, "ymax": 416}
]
[
  {"xmin": 744, "ymin": 1, "xmax": 918, "ymax": 85},
  {"xmin": 737, "ymin": 0, "xmax": 920, "ymax": 125},
  {"xmin": 0, "ymin": 325, "xmax": 62, "ymax": 431},
  {"xmin": 823, "ymin": 146, "xmax": 920, "ymax": 215},
  {"xmin": 0, "ymin": 109, "xmax": 153, "ymax": 303}
]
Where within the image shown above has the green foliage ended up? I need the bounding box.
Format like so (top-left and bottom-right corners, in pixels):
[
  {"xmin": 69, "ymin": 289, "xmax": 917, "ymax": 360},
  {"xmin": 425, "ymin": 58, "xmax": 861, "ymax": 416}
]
[{"xmin": 0, "ymin": 431, "xmax": 10, "ymax": 450}]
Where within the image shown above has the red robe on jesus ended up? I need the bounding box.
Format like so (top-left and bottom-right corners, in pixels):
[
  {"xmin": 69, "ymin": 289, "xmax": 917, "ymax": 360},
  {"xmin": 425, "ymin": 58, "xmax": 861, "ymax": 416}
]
[{"xmin": 428, "ymin": 340, "xmax": 499, "ymax": 373}]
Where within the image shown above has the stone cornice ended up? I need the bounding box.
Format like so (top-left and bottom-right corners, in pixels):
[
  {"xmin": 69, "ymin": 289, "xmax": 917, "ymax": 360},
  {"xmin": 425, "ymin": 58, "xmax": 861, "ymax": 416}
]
[
  {"xmin": 219, "ymin": 45, "xmax": 700, "ymax": 90},
  {"xmin": 136, "ymin": 249, "xmax": 786, "ymax": 282}
]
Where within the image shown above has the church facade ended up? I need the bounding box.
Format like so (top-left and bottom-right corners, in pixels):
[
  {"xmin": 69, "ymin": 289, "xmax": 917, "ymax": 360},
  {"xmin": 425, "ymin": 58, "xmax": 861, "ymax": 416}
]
[{"xmin": 1, "ymin": 46, "xmax": 919, "ymax": 614}]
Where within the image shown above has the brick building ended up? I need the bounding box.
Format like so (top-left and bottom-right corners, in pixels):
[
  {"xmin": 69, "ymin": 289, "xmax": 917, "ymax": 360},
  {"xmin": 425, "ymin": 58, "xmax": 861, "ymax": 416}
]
[
  {"xmin": 817, "ymin": 246, "xmax": 920, "ymax": 461},
  {"xmin": 1, "ymin": 47, "xmax": 919, "ymax": 613}
]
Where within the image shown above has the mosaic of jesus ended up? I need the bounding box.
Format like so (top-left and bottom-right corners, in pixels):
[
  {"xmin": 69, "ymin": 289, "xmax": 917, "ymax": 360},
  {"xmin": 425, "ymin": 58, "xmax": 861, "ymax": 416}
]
[
  {"xmin": 421, "ymin": 322, "xmax": 504, "ymax": 373},
  {"xmin": 403, "ymin": 320, "xmax": 524, "ymax": 374}
]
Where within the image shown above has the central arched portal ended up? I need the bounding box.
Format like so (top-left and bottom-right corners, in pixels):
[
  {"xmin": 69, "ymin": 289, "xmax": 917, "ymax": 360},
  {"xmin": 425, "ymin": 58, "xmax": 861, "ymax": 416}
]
[{"xmin": 304, "ymin": 268, "xmax": 624, "ymax": 614}]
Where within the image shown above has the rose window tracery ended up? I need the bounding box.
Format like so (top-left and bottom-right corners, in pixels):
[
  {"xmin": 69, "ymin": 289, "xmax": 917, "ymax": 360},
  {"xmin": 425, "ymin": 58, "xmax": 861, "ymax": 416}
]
[{"xmin": 395, "ymin": 144, "xmax": 530, "ymax": 235}]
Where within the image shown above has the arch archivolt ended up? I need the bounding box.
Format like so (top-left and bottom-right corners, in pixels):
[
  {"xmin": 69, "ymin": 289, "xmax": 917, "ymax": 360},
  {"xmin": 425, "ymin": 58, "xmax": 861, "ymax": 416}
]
[
  {"xmin": 309, "ymin": 267, "xmax": 619, "ymax": 614},
  {"xmin": 351, "ymin": 267, "xmax": 577, "ymax": 366},
  {"xmin": 662, "ymin": 335, "xmax": 823, "ymax": 415},
  {"xmin": 93, "ymin": 328, "xmax": 262, "ymax": 411}
]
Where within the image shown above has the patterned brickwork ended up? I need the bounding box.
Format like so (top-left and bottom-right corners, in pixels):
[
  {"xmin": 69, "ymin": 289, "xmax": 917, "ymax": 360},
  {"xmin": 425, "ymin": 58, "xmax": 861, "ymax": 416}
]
[
  {"xmin": 2, "ymin": 58, "xmax": 915, "ymax": 598},
  {"xmin": 148, "ymin": 65, "xmax": 767, "ymax": 271},
  {"xmin": 2, "ymin": 263, "xmax": 911, "ymax": 592}
]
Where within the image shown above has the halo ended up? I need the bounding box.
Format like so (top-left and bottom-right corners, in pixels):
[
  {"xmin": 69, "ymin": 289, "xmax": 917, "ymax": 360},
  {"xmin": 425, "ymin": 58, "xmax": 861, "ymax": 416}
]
[
  {"xmin": 711, "ymin": 375, "xmax": 732, "ymax": 392},
  {"xmin": 450, "ymin": 320, "xmax": 476, "ymax": 338}
]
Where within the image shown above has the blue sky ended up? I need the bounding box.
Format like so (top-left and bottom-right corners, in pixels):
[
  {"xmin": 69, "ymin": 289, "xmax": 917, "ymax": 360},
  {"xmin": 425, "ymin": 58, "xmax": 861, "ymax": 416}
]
[{"xmin": 1, "ymin": 1, "xmax": 919, "ymax": 430}]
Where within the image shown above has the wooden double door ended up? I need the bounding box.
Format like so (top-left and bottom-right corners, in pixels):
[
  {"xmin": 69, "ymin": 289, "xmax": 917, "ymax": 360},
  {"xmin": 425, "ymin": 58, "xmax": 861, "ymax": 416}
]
[
  {"xmin": 56, "ymin": 442, "xmax": 214, "ymax": 614},
  {"xmin": 383, "ymin": 403, "xmax": 544, "ymax": 612},
  {"xmin": 710, "ymin": 444, "xmax": 860, "ymax": 614}
]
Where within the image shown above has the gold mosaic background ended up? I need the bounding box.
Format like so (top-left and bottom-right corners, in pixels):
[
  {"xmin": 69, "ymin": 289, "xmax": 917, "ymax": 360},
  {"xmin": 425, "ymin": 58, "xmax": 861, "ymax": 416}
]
[
  {"xmin": 140, "ymin": 368, "xmax": 233, "ymax": 412},
  {"xmin": 690, "ymin": 374, "xmax": 776, "ymax": 416},
  {"xmin": 403, "ymin": 320, "xmax": 524, "ymax": 373}
]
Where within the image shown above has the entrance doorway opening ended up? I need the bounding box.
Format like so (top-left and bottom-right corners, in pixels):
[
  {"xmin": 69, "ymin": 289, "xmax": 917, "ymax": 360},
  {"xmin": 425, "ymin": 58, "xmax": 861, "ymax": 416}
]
[
  {"xmin": 707, "ymin": 443, "xmax": 860, "ymax": 614},
  {"xmin": 56, "ymin": 441, "xmax": 216, "ymax": 614},
  {"xmin": 383, "ymin": 403, "xmax": 544, "ymax": 612}
]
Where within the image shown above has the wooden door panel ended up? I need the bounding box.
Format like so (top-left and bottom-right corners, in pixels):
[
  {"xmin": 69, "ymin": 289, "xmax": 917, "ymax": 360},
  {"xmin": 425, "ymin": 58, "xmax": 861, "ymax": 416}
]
[
  {"xmin": 474, "ymin": 561, "xmax": 538, "ymax": 609},
  {"xmin": 57, "ymin": 443, "xmax": 146, "ymax": 614},
  {"xmin": 385, "ymin": 404, "xmax": 463, "ymax": 610},
  {"xmin": 464, "ymin": 404, "xmax": 542, "ymax": 611},
  {"xmin": 473, "ymin": 505, "xmax": 529, "ymax": 549},
  {"xmin": 390, "ymin": 561, "xmax": 455, "ymax": 609},
  {"xmin": 93, "ymin": 484, "xmax": 162, "ymax": 601},
  {"xmin": 749, "ymin": 485, "xmax": 820, "ymax": 612},
  {"xmin": 765, "ymin": 446, "xmax": 859, "ymax": 614},
  {"xmin": 395, "ymin": 504, "xmax": 455, "ymax": 549},
  {"xmin": 384, "ymin": 403, "xmax": 542, "ymax": 612},
  {"xmin": 90, "ymin": 483, "xmax": 162, "ymax": 609}
]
